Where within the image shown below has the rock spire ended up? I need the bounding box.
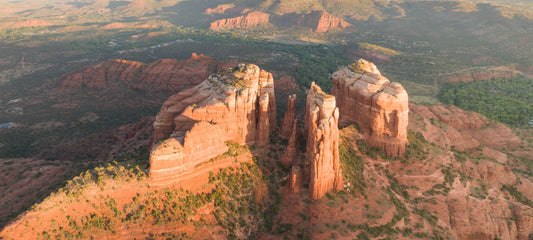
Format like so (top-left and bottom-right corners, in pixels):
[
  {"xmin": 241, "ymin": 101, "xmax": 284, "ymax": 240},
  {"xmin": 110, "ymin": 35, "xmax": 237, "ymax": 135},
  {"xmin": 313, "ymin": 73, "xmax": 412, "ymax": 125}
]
[{"xmin": 305, "ymin": 82, "xmax": 343, "ymax": 200}]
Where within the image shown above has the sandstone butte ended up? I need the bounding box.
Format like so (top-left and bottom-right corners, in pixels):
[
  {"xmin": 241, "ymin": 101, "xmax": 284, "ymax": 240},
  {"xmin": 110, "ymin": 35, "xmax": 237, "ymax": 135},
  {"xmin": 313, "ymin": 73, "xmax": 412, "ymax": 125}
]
[
  {"xmin": 60, "ymin": 53, "xmax": 216, "ymax": 91},
  {"xmin": 305, "ymin": 82, "xmax": 343, "ymax": 200},
  {"xmin": 308, "ymin": 11, "xmax": 351, "ymax": 33},
  {"xmin": 332, "ymin": 59, "xmax": 409, "ymax": 156},
  {"xmin": 149, "ymin": 64, "xmax": 276, "ymax": 185},
  {"xmin": 209, "ymin": 10, "xmax": 349, "ymax": 32},
  {"xmin": 209, "ymin": 11, "xmax": 270, "ymax": 30}
]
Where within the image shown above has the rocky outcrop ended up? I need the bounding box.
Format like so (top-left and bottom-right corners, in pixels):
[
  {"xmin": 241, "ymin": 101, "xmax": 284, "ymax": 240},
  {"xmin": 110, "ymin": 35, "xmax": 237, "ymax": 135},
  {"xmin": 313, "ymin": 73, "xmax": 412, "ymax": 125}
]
[
  {"xmin": 305, "ymin": 82, "xmax": 343, "ymax": 200},
  {"xmin": 281, "ymin": 120, "xmax": 298, "ymax": 168},
  {"xmin": 308, "ymin": 11, "xmax": 351, "ymax": 33},
  {"xmin": 428, "ymin": 105, "xmax": 489, "ymax": 130},
  {"xmin": 410, "ymin": 104, "xmax": 521, "ymax": 151},
  {"xmin": 60, "ymin": 53, "xmax": 217, "ymax": 91},
  {"xmin": 150, "ymin": 64, "xmax": 276, "ymax": 184},
  {"xmin": 513, "ymin": 205, "xmax": 533, "ymax": 240},
  {"xmin": 210, "ymin": 11, "xmax": 270, "ymax": 30},
  {"xmin": 447, "ymin": 181, "xmax": 518, "ymax": 240},
  {"xmin": 270, "ymin": 11, "xmax": 351, "ymax": 33},
  {"xmin": 280, "ymin": 94, "xmax": 297, "ymax": 139},
  {"xmin": 288, "ymin": 165, "xmax": 304, "ymax": 193},
  {"xmin": 332, "ymin": 59, "xmax": 409, "ymax": 156},
  {"xmin": 204, "ymin": 4, "xmax": 235, "ymax": 14},
  {"xmin": 443, "ymin": 66, "xmax": 520, "ymax": 83}
]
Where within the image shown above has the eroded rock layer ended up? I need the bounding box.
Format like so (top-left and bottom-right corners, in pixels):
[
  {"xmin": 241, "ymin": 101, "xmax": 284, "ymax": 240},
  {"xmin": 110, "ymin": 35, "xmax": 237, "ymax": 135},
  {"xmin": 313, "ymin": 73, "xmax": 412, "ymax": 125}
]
[
  {"xmin": 209, "ymin": 11, "xmax": 270, "ymax": 30},
  {"xmin": 150, "ymin": 64, "xmax": 276, "ymax": 184},
  {"xmin": 61, "ymin": 53, "xmax": 216, "ymax": 91},
  {"xmin": 305, "ymin": 82, "xmax": 343, "ymax": 200},
  {"xmin": 332, "ymin": 59, "xmax": 409, "ymax": 156}
]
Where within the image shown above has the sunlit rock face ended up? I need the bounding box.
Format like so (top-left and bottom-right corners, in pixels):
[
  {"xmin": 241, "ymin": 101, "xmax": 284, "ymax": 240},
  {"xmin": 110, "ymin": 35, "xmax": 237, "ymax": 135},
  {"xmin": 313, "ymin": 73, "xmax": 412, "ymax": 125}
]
[
  {"xmin": 332, "ymin": 59, "xmax": 409, "ymax": 156},
  {"xmin": 150, "ymin": 64, "xmax": 276, "ymax": 184},
  {"xmin": 305, "ymin": 82, "xmax": 343, "ymax": 200},
  {"xmin": 209, "ymin": 11, "xmax": 270, "ymax": 30}
]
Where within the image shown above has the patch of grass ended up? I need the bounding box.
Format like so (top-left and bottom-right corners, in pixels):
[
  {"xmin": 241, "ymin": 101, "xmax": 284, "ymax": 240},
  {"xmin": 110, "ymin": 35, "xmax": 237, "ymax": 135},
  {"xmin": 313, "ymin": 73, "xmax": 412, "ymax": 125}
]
[
  {"xmin": 404, "ymin": 131, "xmax": 429, "ymax": 161},
  {"xmin": 413, "ymin": 208, "xmax": 438, "ymax": 226},
  {"xmin": 340, "ymin": 135, "xmax": 367, "ymax": 194},
  {"xmin": 359, "ymin": 42, "xmax": 401, "ymax": 56}
]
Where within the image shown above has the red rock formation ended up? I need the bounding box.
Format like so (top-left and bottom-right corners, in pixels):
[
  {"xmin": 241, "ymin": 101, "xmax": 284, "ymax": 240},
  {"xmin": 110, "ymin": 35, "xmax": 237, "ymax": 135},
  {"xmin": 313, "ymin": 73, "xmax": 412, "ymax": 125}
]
[
  {"xmin": 307, "ymin": 11, "xmax": 351, "ymax": 33},
  {"xmin": 204, "ymin": 4, "xmax": 235, "ymax": 14},
  {"xmin": 281, "ymin": 120, "xmax": 298, "ymax": 168},
  {"xmin": 305, "ymin": 82, "xmax": 343, "ymax": 200},
  {"xmin": 447, "ymin": 181, "xmax": 518, "ymax": 239},
  {"xmin": 209, "ymin": 11, "xmax": 270, "ymax": 30},
  {"xmin": 428, "ymin": 105, "xmax": 489, "ymax": 130},
  {"xmin": 280, "ymin": 94, "xmax": 296, "ymax": 139},
  {"xmin": 150, "ymin": 64, "xmax": 276, "ymax": 184},
  {"xmin": 410, "ymin": 104, "xmax": 521, "ymax": 151},
  {"xmin": 60, "ymin": 53, "xmax": 216, "ymax": 91},
  {"xmin": 332, "ymin": 59, "xmax": 409, "ymax": 156},
  {"xmin": 443, "ymin": 66, "xmax": 519, "ymax": 83},
  {"xmin": 288, "ymin": 165, "xmax": 304, "ymax": 193},
  {"xmin": 513, "ymin": 204, "xmax": 533, "ymax": 240}
]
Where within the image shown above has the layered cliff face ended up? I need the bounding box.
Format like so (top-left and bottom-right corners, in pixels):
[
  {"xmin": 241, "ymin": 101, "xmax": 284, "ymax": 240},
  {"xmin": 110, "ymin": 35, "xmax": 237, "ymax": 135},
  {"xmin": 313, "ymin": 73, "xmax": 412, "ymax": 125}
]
[
  {"xmin": 209, "ymin": 9, "xmax": 350, "ymax": 32},
  {"xmin": 332, "ymin": 59, "xmax": 409, "ymax": 156},
  {"xmin": 305, "ymin": 82, "xmax": 343, "ymax": 200},
  {"xmin": 209, "ymin": 11, "xmax": 270, "ymax": 30},
  {"xmin": 60, "ymin": 53, "xmax": 216, "ymax": 91},
  {"xmin": 307, "ymin": 11, "xmax": 351, "ymax": 33},
  {"xmin": 150, "ymin": 64, "xmax": 276, "ymax": 184}
]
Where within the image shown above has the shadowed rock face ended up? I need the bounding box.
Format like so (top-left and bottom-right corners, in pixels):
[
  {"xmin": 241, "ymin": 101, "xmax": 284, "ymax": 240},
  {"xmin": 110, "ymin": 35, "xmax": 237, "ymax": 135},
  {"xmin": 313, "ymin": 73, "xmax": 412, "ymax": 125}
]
[
  {"xmin": 305, "ymin": 82, "xmax": 343, "ymax": 200},
  {"xmin": 149, "ymin": 64, "xmax": 276, "ymax": 184},
  {"xmin": 209, "ymin": 11, "xmax": 270, "ymax": 30},
  {"xmin": 332, "ymin": 59, "xmax": 409, "ymax": 156},
  {"xmin": 280, "ymin": 94, "xmax": 297, "ymax": 139},
  {"xmin": 60, "ymin": 53, "xmax": 216, "ymax": 92}
]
